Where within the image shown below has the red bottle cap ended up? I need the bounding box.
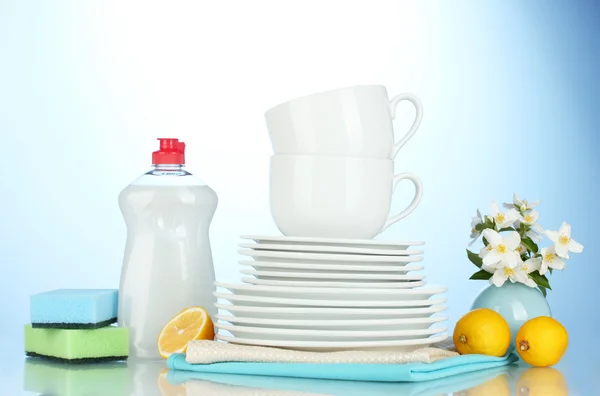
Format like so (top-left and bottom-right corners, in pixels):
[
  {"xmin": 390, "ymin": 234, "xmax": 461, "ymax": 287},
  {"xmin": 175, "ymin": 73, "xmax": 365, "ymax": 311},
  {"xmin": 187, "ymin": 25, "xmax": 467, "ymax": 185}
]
[{"xmin": 152, "ymin": 138, "xmax": 186, "ymax": 164}]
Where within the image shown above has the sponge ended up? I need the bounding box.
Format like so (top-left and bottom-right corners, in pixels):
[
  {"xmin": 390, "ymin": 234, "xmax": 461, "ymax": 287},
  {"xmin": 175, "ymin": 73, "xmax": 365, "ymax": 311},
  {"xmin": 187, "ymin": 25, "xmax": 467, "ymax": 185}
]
[
  {"xmin": 30, "ymin": 289, "xmax": 118, "ymax": 329},
  {"xmin": 24, "ymin": 324, "xmax": 128, "ymax": 363}
]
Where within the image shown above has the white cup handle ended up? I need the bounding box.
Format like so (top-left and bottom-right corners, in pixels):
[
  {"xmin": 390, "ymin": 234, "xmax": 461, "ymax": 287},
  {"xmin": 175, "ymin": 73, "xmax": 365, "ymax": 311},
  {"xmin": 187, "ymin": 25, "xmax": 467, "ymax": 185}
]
[
  {"xmin": 382, "ymin": 172, "xmax": 423, "ymax": 231},
  {"xmin": 389, "ymin": 93, "xmax": 423, "ymax": 159}
]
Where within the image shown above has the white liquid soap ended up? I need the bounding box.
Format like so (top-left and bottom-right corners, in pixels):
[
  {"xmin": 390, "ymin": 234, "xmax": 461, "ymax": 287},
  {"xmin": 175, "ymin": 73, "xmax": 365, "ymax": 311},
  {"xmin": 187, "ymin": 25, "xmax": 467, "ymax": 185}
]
[{"xmin": 117, "ymin": 138, "xmax": 218, "ymax": 359}]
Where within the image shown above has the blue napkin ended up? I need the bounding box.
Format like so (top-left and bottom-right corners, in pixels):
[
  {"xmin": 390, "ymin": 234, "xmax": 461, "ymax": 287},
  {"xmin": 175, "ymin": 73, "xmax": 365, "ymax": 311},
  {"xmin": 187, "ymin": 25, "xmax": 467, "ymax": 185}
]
[{"xmin": 167, "ymin": 352, "xmax": 518, "ymax": 383}]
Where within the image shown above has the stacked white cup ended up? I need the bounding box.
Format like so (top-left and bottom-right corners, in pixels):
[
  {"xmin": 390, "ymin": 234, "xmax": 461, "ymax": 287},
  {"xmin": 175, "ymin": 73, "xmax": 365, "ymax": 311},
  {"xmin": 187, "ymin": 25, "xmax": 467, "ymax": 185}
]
[{"xmin": 265, "ymin": 85, "xmax": 423, "ymax": 240}]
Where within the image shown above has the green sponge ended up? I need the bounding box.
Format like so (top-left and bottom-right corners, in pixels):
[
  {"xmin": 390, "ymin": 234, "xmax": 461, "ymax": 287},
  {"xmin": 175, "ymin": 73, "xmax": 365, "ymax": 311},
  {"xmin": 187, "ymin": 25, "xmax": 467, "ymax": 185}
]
[{"xmin": 24, "ymin": 324, "xmax": 128, "ymax": 363}]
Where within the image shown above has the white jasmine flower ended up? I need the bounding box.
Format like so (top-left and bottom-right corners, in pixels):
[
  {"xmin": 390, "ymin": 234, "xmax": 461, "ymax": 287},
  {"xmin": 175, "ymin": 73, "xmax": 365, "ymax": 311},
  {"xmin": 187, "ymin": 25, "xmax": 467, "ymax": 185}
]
[
  {"xmin": 490, "ymin": 260, "xmax": 528, "ymax": 287},
  {"xmin": 479, "ymin": 244, "xmax": 492, "ymax": 258},
  {"xmin": 521, "ymin": 257, "xmax": 542, "ymax": 287},
  {"xmin": 515, "ymin": 244, "xmax": 528, "ymax": 256},
  {"xmin": 469, "ymin": 209, "xmax": 483, "ymax": 246},
  {"xmin": 545, "ymin": 222, "xmax": 584, "ymax": 259},
  {"xmin": 503, "ymin": 193, "xmax": 540, "ymax": 212},
  {"xmin": 482, "ymin": 263, "xmax": 498, "ymax": 274},
  {"xmin": 521, "ymin": 257, "xmax": 541, "ymax": 273},
  {"xmin": 519, "ymin": 210, "xmax": 540, "ymax": 226},
  {"xmin": 526, "ymin": 224, "xmax": 544, "ymax": 243},
  {"xmin": 482, "ymin": 229, "xmax": 522, "ymax": 268},
  {"xmin": 539, "ymin": 246, "xmax": 566, "ymax": 275},
  {"xmin": 478, "ymin": 245, "xmax": 498, "ymax": 274},
  {"xmin": 489, "ymin": 201, "xmax": 519, "ymax": 229}
]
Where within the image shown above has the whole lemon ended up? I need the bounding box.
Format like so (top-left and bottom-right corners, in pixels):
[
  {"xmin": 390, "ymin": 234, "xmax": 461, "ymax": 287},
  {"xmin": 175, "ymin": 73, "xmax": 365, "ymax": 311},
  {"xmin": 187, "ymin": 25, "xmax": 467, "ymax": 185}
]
[
  {"xmin": 516, "ymin": 316, "xmax": 568, "ymax": 367},
  {"xmin": 453, "ymin": 308, "xmax": 511, "ymax": 356},
  {"xmin": 516, "ymin": 367, "xmax": 568, "ymax": 396}
]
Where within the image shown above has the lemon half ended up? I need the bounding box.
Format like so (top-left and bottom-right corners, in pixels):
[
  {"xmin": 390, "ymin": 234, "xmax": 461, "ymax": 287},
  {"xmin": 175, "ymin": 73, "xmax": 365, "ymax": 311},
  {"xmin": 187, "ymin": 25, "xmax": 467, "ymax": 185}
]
[{"xmin": 157, "ymin": 306, "xmax": 215, "ymax": 359}]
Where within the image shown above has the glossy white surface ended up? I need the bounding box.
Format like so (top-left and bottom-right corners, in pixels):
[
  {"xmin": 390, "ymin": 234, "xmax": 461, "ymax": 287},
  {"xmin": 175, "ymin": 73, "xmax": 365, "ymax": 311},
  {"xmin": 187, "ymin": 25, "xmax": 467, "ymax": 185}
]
[
  {"xmin": 8, "ymin": 354, "xmax": 589, "ymax": 395},
  {"xmin": 216, "ymin": 333, "xmax": 448, "ymax": 351},
  {"xmin": 241, "ymin": 235, "xmax": 425, "ymax": 249},
  {"xmin": 269, "ymin": 155, "xmax": 423, "ymax": 239},
  {"xmin": 215, "ymin": 313, "xmax": 448, "ymax": 330},
  {"xmin": 215, "ymin": 303, "xmax": 448, "ymax": 320},
  {"xmin": 215, "ymin": 291, "xmax": 447, "ymax": 307},
  {"xmin": 241, "ymin": 277, "xmax": 427, "ymax": 288},
  {"xmin": 239, "ymin": 260, "xmax": 425, "ymax": 273},
  {"xmin": 241, "ymin": 269, "xmax": 425, "ymax": 280},
  {"xmin": 238, "ymin": 242, "xmax": 424, "ymax": 256},
  {"xmin": 264, "ymin": 85, "xmax": 422, "ymax": 159},
  {"xmin": 238, "ymin": 248, "xmax": 423, "ymax": 263}
]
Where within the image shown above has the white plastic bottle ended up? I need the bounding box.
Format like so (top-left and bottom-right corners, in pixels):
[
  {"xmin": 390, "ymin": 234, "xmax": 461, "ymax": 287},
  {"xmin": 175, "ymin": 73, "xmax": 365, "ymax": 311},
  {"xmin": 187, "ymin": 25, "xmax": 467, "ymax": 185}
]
[{"xmin": 117, "ymin": 138, "xmax": 218, "ymax": 359}]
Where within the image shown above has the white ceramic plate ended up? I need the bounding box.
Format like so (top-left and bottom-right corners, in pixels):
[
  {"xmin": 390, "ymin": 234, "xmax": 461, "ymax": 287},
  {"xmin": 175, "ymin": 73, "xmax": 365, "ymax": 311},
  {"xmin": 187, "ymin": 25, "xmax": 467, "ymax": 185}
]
[
  {"xmin": 215, "ymin": 303, "xmax": 448, "ymax": 320},
  {"xmin": 214, "ymin": 292, "xmax": 447, "ymax": 308},
  {"xmin": 241, "ymin": 269, "xmax": 425, "ymax": 281},
  {"xmin": 238, "ymin": 242, "xmax": 424, "ymax": 256},
  {"xmin": 238, "ymin": 249, "xmax": 424, "ymax": 264},
  {"xmin": 241, "ymin": 277, "xmax": 427, "ymax": 289},
  {"xmin": 241, "ymin": 235, "xmax": 425, "ymax": 250},
  {"xmin": 216, "ymin": 333, "xmax": 448, "ymax": 352},
  {"xmin": 215, "ymin": 322, "xmax": 447, "ymax": 342},
  {"xmin": 239, "ymin": 260, "xmax": 424, "ymax": 273},
  {"xmin": 215, "ymin": 314, "xmax": 448, "ymax": 331},
  {"xmin": 215, "ymin": 282, "xmax": 447, "ymax": 301}
]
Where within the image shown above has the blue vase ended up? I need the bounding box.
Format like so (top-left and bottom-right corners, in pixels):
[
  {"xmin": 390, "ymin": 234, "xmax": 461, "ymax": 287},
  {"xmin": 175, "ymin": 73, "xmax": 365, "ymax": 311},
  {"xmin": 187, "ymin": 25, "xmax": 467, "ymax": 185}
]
[{"xmin": 470, "ymin": 282, "xmax": 552, "ymax": 346}]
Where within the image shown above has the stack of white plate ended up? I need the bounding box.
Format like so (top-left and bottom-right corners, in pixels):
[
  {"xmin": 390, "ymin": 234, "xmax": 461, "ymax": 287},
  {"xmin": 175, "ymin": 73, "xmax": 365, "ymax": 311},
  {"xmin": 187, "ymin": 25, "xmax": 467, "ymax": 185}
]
[{"xmin": 214, "ymin": 235, "xmax": 449, "ymax": 352}]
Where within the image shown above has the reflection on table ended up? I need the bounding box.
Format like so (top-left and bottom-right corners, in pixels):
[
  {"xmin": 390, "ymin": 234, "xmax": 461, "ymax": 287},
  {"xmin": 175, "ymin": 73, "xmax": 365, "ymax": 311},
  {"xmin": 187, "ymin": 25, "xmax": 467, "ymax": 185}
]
[
  {"xmin": 23, "ymin": 357, "xmax": 165, "ymax": 396},
  {"xmin": 23, "ymin": 358, "xmax": 129, "ymax": 395},
  {"xmin": 453, "ymin": 365, "xmax": 569, "ymax": 396},
  {"xmin": 22, "ymin": 357, "xmax": 569, "ymax": 396}
]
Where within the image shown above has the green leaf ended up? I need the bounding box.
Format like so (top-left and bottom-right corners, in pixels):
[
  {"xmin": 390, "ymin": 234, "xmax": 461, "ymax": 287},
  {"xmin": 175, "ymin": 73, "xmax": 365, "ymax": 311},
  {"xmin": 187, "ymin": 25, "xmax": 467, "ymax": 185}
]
[
  {"xmin": 484, "ymin": 217, "xmax": 495, "ymax": 229},
  {"xmin": 476, "ymin": 220, "xmax": 498, "ymax": 233},
  {"xmin": 466, "ymin": 249, "xmax": 483, "ymax": 268},
  {"xmin": 529, "ymin": 271, "xmax": 552, "ymax": 290},
  {"xmin": 498, "ymin": 227, "xmax": 515, "ymax": 232},
  {"xmin": 538, "ymin": 285, "xmax": 547, "ymax": 297},
  {"xmin": 548, "ymin": 267, "xmax": 553, "ymax": 274},
  {"xmin": 469, "ymin": 269, "xmax": 492, "ymax": 280},
  {"xmin": 521, "ymin": 237, "xmax": 539, "ymax": 254}
]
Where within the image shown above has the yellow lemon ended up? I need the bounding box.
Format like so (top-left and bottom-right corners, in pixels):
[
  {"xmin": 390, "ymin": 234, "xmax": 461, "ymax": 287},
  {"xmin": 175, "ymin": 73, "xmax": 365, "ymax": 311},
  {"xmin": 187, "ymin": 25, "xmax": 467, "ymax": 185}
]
[
  {"xmin": 453, "ymin": 308, "xmax": 511, "ymax": 356},
  {"xmin": 157, "ymin": 306, "xmax": 215, "ymax": 359},
  {"xmin": 452, "ymin": 373, "xmax": 510, "ymax": 395},
  {"xmin": 516, "ymin": 367, "xmax": 569, "ymax": 396},
  {"xmin": 516, "ymin": 316, "xmax": 568, "ymax": 367}
]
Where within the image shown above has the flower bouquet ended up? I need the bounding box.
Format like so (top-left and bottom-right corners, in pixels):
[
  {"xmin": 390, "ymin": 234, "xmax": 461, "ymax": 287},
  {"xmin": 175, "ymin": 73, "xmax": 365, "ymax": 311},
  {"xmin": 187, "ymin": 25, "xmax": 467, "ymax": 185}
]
[{"xmin": 467, "ymin": 194, "xmax": 584, "ymax": 296}]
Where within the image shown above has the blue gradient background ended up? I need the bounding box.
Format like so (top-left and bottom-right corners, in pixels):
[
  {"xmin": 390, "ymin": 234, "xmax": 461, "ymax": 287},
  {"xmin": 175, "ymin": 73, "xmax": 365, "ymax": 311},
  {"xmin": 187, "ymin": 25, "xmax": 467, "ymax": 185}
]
[{"xmin": 1, "ymin": 1, "xmax": 598, "ymax": 394}]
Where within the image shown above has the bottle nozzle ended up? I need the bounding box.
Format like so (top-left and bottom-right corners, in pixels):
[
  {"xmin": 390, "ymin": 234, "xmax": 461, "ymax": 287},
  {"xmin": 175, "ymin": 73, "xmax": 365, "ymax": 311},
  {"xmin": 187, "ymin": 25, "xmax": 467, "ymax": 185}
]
[{"xmin": 152, "ymin": 138, "xmax": 186, "ymax": 165}]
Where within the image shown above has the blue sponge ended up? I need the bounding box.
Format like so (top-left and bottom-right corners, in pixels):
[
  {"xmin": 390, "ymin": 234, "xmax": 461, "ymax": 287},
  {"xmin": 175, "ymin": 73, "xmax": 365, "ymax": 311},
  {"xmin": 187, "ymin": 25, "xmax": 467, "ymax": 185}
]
[{"xmin": 30, "ymin": 289, "xmax": 118, "ymax": 329}]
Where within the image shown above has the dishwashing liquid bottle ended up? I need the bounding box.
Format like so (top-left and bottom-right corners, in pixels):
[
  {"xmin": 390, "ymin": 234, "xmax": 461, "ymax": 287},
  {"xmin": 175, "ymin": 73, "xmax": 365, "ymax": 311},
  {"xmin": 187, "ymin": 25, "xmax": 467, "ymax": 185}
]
[{"xmin": 117, "ymin": 138, "xmax": 218, "ymax": 359}]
